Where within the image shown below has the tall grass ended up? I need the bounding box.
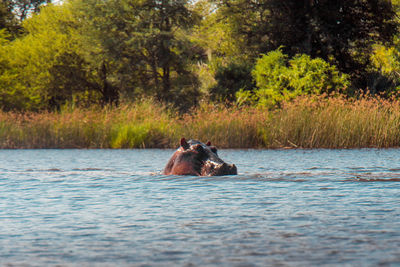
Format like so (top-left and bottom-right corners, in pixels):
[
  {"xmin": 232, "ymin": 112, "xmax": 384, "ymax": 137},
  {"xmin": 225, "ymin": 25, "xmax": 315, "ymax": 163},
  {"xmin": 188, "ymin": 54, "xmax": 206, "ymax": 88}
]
[
  {"xmin": 0, "ymin": 100, "xmax": 174, "ymax": 148},
  {"xmin": 1, "ymin": 95, "xmax": 400, "ymax": 148},
  {"xmin": 179, "ymin": 104, "xmax": 266, "ymax": 148},
  {"xmin": 265, "ymin": 94, "xmax": 400, "ymax": 148}
]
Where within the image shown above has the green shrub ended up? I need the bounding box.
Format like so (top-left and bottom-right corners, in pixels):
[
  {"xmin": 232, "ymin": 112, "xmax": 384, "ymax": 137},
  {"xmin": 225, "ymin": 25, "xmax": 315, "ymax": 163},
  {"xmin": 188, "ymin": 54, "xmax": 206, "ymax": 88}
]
[{"xmin": 238, "ymin": 49, "xmax": 350, "ymax": 107}]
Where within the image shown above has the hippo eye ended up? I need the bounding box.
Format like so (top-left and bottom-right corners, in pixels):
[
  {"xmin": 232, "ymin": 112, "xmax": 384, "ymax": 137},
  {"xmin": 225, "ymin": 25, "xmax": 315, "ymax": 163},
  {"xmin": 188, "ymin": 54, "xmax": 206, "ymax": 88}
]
[
  {"xmin": 193, "ymin": 144, "xmax": 205, "ymax": 153},
  {"xmin": 210, "ymin": 147, "xmax": 218, "ymax": 154}
]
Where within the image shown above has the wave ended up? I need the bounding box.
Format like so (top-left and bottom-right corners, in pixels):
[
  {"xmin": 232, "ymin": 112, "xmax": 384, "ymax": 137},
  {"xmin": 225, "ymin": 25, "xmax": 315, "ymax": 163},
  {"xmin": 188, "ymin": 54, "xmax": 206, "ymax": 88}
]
[
  {"xmin": 161, "ymin": 169, "xmax": 400, "ymax": 182},
  {"xmin": 1, "ymin": 166, "xmax": 400, "ymax": 183}
]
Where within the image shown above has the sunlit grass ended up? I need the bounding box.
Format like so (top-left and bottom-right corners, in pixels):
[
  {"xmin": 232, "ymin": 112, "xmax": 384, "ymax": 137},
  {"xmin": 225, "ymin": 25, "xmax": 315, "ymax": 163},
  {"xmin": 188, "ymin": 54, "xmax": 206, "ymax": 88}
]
[
  {"xmin": 1, "ymin": 95, "xmax": 400, "ymax": 148},
  {"xmin": 264, "ymin": 94, "xmax": 400, "ymax": 148},
  {"xmin": 178, "ymin": 104, "xmax": 265, "ymax": 148}
]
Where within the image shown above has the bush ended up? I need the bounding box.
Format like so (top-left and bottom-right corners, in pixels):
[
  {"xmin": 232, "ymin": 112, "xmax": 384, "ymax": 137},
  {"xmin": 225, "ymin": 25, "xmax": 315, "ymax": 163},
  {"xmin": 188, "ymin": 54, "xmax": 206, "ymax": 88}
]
[
  {"xmin": 238, "ymin": 49, "xmax": 350, "ymax": 107},
  {"xmin": 209, "ymin": 62, "xmax": 255, "ymax": 103}
]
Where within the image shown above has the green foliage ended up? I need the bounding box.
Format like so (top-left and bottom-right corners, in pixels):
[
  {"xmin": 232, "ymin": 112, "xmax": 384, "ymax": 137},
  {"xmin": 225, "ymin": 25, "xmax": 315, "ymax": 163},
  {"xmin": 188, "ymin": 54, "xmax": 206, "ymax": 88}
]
[
  {"xmin": 10, "ymin": 0, "xmax": 52, "ymax": 21},
  {"xmin": 370, "ymin": 39, "xmax": 400, "ymax": 94},
  {"xmin": 355, "ymin": 1, "xmax": 400, "ymax": 94},
  {"xmin": 0, "ymin": 3, "xmax": 108, "ymax": 110},
  {"xmin": 191, "ymin": 0, "xmax": 243, "ymax": 62},
  {"xmin": 209, "ymin": 62, "xmax": 254, "ymax": 103},
  {"xmin": 0, "ymin": 0, "xmax": 53, "ymax": 38},
  {"xmin": 72, "ymin": 0, "xmax": 201, "ymax": 110},
  {"xmin": 0, "ymin": 28, "xmax": 43, "ymax": 110},
  {"xmin": 240, "ymin": 49, "xmax": 350, "ymax": 107},
  {"xmin": 0, "ymin": 1, "xmax": 19, "ymax": 36},
  {"xmin": 0, "ymin": 0, "xmax": 399, "ymax": 113},
  {"xmin": 0, "ymin": 4, "xmax": 77, "ymax": 110},
  {"xmin": 212, "ymin": 0, "xmax": 271, "ymax": 59},
  {"xmin": 190, "ymin": 0, "xmax": 251, "ymax": 100},
  {"xmin": 0, "ymin": 0, "xmax": 202, "ymax": 111},
  {"xmin": 216, "ymin": 0, "xmax": 399, "ymax": 91}
]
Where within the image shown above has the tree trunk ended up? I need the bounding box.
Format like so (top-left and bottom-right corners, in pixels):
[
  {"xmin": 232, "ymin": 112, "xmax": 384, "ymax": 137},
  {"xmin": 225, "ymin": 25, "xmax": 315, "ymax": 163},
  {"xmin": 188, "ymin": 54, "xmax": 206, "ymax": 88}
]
[
  {"xmin": 162, "ymin": 66, "xmax": 171, "ymax": 102},
  {"xmin": 303, "ymin": 0, "xmax": 315, "ymax": 55},
  {"xmin": 99, "ymin": 62, "xmax": 118, "ymax": 106}
]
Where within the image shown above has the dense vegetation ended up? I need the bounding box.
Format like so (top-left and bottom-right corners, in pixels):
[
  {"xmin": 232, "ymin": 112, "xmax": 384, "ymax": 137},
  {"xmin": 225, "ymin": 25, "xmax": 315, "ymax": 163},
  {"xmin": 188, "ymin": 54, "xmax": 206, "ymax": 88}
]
[
  {"xmin": 2, "ymin": 95, "xmax": 400, "ymax": 149},
  {"xmin": 1, "ymin": 0, "xmax": 400, "ymax": 148}
]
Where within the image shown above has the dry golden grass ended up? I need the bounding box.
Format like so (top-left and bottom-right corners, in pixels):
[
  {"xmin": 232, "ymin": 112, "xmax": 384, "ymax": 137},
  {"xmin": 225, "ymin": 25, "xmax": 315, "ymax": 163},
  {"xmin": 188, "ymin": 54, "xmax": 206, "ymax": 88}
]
[
  {"xmin": 0, "ymin": 101, "xmax": 174, "ymax": 148},
  {"xmin": 264, "ymin": 94, "xmax": 400, "ymax": 148},
  {"xmin": 1, "ymin": 95, "xmax": 400, "ymax": 148},
  {"xmin": 177, "ymin": 104, "xmax": 266, "ymax": 148}
]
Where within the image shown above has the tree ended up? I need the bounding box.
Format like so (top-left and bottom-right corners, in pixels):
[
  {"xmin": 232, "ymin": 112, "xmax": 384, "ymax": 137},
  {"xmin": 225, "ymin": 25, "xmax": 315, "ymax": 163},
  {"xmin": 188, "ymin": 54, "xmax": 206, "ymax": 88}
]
[
  {"xmin": 10, "ymin": 0, "xmax": 52, "ymax": 22},
  {"xmin": 216, "ymin": 0, "xmax": 399, "ymax": 91},
  {"xmin": 0, "ymin": 3, "xmax": 101, "ymax": 110},
  {"xmin": 191, "ymin": 0, "xmax": 243, "ymax": 62},
  {"xmin": 369, "ymin": 0, "xmax": 400, "ymax": 94},
  {"xmin": 73, "ymin": 0, "xmax": 202, "ymax": 110},
  {"xmin": 0, "ymin": 1, "xmax": 20, "ymax": 35},
  {"xmin": 0, "ymin": 0, "xmax": 52, "ymax": 37},
  {"xmin": 209, "ymin": 62, "xmax": 254, "ymax": 103}
]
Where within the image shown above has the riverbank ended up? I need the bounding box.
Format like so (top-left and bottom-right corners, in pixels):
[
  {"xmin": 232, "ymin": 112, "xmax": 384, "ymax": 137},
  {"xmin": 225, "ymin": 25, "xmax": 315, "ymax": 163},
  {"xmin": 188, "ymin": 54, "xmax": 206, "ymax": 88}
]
[{"xmin": 1, "ymin": 95, "xmax": 400, "ymax": 149}]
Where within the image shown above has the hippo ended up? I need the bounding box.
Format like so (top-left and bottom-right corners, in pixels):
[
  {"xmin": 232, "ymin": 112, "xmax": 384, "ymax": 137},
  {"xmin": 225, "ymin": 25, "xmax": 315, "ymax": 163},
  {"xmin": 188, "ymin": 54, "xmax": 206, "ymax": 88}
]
[{"xmin": 163, "ymin": 138, "xmax": 237, "ymax": 176}]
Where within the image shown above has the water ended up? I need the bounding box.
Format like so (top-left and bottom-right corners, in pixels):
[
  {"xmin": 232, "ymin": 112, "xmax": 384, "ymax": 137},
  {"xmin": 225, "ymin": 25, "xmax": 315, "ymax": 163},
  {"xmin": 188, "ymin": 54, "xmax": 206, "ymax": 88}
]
[{"xmin": 0, "ymin": 149, "xmax": 400, "ymax": 266}]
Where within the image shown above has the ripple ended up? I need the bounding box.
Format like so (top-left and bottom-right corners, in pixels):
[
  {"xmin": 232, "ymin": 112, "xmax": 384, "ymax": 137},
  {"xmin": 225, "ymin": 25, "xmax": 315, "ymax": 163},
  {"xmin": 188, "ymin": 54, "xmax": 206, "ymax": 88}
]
[
  {"xmin": 1, "ymin": 149, "xmax": 400, "ymax": 266},
  {"xmin": 72, "ymin": 168, "xmax": 105, "ymax": 171},
  {"xmin": 351, "ymin": 177, "xmax": 400, "ymax": 182}
]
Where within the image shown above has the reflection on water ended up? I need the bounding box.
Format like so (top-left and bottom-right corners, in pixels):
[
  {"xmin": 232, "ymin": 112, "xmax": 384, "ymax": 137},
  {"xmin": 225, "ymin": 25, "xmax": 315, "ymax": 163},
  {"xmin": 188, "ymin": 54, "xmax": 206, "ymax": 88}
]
[{"xmin": 0, "ymin": 149, "xmax": 400, "ymax": 266}]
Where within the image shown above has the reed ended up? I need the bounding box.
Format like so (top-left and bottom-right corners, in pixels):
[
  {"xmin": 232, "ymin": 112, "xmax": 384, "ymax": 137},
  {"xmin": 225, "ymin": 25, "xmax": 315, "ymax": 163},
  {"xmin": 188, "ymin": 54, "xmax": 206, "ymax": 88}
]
[
  {"xmin": 177, "ymin": 104, "xmax": 265, "ymax": 148},
  {"xmin": 0, "ymin": 100, "xmax": 174, "ymax": 149},
  {"xmin": 265, "ymin": 94, "xmax": 400, "ymax": 148},
  {"xmin": 1, "ymin": 95, "xmax": 400, "ymax": 149}
]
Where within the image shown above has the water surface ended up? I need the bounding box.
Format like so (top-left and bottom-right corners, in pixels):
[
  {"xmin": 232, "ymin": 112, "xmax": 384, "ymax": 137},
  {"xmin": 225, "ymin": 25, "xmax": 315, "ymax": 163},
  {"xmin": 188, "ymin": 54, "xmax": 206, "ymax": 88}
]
[{"xmin": 0, "ymin": 149, "xmax": 399, "ymax": 266}]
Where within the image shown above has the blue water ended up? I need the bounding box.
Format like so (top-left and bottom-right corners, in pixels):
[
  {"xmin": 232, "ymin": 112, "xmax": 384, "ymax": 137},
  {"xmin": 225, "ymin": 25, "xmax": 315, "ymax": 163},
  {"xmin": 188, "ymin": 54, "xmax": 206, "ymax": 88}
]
[{"xmin": 0, "ymin": 149, "xmax": 400, "ymax": 266}]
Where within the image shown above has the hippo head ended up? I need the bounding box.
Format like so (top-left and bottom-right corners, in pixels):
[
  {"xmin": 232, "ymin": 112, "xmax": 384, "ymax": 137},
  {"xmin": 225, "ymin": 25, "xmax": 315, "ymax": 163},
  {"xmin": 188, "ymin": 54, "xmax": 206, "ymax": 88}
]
[{"xmin": 163, "ymin": 138, "xmax": 237, "ymax": 176}]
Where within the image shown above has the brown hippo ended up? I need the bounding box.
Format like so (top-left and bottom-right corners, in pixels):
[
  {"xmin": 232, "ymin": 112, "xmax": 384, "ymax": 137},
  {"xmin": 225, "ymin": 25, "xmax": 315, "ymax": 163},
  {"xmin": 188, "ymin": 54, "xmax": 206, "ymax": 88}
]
[{"xmin": 163, "ymin": 138, "xmax": 237, "ymax": 176}]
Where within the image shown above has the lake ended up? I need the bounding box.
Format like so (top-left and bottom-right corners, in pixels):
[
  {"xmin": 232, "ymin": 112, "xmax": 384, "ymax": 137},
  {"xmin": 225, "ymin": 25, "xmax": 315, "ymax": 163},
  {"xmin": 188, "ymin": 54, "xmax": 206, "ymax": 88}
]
[{"xmin": 0, "ymin": 149, "xmax": 399, "ymax": 266}]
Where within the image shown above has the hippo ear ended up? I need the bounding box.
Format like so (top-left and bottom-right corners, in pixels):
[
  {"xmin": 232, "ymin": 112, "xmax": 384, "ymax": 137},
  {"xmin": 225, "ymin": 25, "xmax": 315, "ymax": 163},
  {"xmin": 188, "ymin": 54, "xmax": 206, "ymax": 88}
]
[
  {"xmin": 206, "ymin": 141, "xmax": 211, "ymax": 146},
  {"xmin": 180, "ymin": 138, "xmax": 190, "ymax": 150}
]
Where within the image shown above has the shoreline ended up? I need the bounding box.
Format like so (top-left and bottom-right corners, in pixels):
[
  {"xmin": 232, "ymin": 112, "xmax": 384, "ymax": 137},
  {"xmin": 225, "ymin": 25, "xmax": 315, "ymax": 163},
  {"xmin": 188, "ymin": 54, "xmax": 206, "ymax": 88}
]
[{"xmin": 1, "ymin": 96, "xmax": 400, "ymax": 149}]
